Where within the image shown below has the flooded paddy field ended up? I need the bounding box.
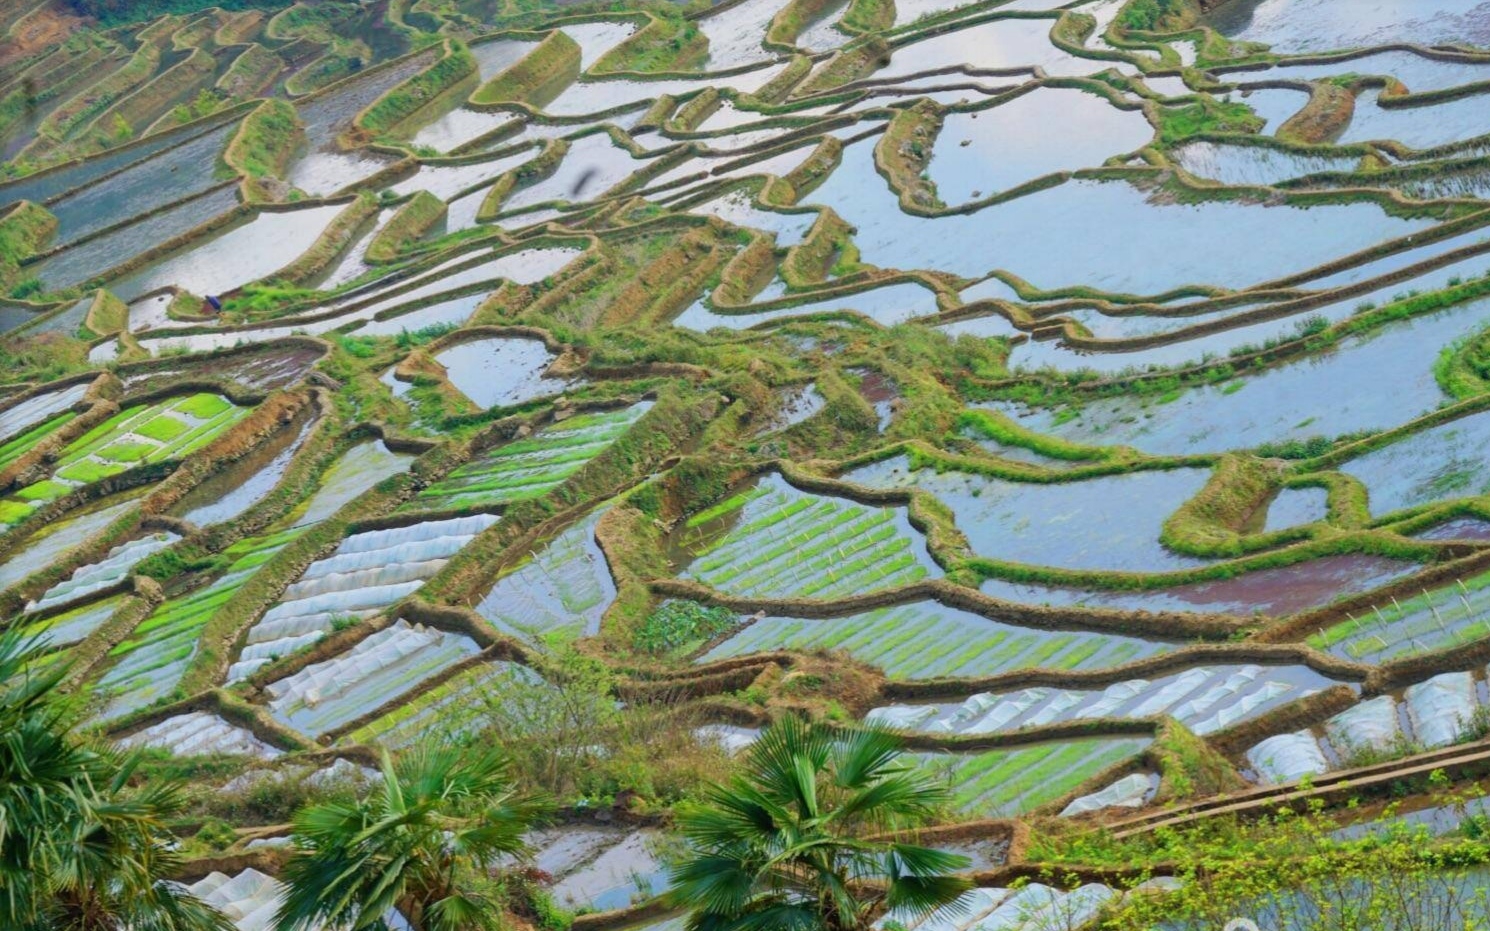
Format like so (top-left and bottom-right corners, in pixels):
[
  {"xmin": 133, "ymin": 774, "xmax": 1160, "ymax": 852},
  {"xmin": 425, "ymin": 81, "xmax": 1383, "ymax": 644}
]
[{"xmin": 9, "ymin": 0, "xmax": 1490, "ymax": 925}]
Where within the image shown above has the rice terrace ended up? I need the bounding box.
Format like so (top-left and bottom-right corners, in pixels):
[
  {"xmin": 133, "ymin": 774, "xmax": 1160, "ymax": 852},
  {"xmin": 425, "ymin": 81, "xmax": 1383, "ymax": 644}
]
[{"xmin": 14, "ymin": 0, "xmax": 1490, "ymax": 928}]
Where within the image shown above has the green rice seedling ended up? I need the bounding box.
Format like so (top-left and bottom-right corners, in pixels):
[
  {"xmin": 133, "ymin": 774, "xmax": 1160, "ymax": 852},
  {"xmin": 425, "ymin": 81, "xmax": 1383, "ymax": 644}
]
[
  {"xmin": 0, "ymin": 412, "xmax": 75, "ymax": 471},
  {"xmin": 53, "ymin": 459, "xmax": 119, "ymax": 484},
  {"xmin": 174, "ymin": 393, "xmax": 233, "ymax": 420},
  {"xmin": 96, "ymin": 440, "xmax": 154, "ymax": 463},
  {"xmin": 14, "ymin": 479, "xmax": 72, "ymax": 501},
  {"xmin": 133, "ymin": 416, "xmax": 189, "ymax": 443}
]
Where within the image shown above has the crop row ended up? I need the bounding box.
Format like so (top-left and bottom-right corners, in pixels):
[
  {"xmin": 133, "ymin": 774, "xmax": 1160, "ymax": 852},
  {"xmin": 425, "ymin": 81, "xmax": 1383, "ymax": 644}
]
[
  {"xmin": 229, "ymin": 514, "xmax": 499, "ymax": 681},
  {"xmin": 0, "ymin": 384, "xmax": 90, "ymax": 447},
  {"xmin": 266, "ymin": 620, "xmax": 482, "ymax": 738},
  {"xmin": 680, "ymin": 475, "xmax": 937, "ymax": 600},
  {"xmin": 92, "ymin": 532, "xmax": 296, "ymax": 721},
  {"xmin": 700, "ymin": 601, "xmax": 1170, "ymax": 680},
  {"xmin": 474, "ymin": 509, "xmax": 616, "ymax": 645},
  {"xmin": 0, "ymin": 411, "xmax": 76, "ymax": 473},
  {"xmin": 1310, "ymin": 570, "xmax": 1490, "ymax": 664},
  {"xmin": 407, "ymin": 403, "xmax": 650, "ymax": 512},
  {"xmin": 121, "ymin": 711, "xmax": 282, "ymax": 759},
  {"xmin": 27, "ymin": 531, "xmax": 179, "ymax": 614},
  {"xmin": 869, "ymin": 664, "xmax": 1335, "ymax": 737},
  {"xmin": 919, "ymin": 736, "xmax": 1154, "ymax": 818},
  {"xmin": 19, "ymin": 595, "xmax": 123, "ymax": 653},
  {"xmin": 0, "ymin": 393, "xmax": 249, "ymax": 527},
  {"xmin": 343, "ymin": 661, "xmax": 544, "ymax": 748}
]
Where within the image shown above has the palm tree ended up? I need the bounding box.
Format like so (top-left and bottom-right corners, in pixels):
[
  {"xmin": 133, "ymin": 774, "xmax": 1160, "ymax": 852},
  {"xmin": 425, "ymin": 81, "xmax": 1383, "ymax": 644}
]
[
  {"xmin": 669, "ymin": 716, "xmax": 973, "ymax": 931},
  {"xmin": 0, "ymin": 630, "xmax": 232, "ymax": 931},
  {"xmin": 274, "ymin": 743, "xmax": 551, "ymax": 931}
]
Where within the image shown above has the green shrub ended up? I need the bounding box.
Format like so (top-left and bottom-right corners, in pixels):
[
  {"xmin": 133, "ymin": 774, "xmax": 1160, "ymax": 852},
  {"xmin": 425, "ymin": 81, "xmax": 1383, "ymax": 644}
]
[
  {"xmin": 393, "ymin": 321, "xmax": 458, "ymax": 349},
  {"xmin": 333, "ymin": 334, "xmax": 380, "ymax": 359},
  {"xmin": 222, "ymin": 282, "xmax": 321, "ymax": 317},
  {"xmin": 633, "ymin": 600, "xmax": 736, "ymax": 654},
  {"xmin": 1157, "ymin": 98, "xmax": 1263, "ymax": 145},
  {"xmin": 357, "ymin": 40, "xmax": 476, "ymax": 136},
  {"xmin": 225, "ymin": 98, "xmax": 302, "ymax": 182},
  {"xmin": 1116, "ymin": 0, "xmax": 1196, "ymax": 31}
]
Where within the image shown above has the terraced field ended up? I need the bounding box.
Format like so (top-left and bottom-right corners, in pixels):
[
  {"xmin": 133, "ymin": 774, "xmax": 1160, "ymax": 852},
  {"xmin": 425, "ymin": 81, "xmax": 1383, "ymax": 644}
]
[
  {"xmin": 700, "ymin": 601, "xmax": 1173, "ymax": 679},
  {"xmin": 474, "ymin": 508, "xmax": 616, "ymax": 643},
  {"xmin": 0, "ymin": 392, "xmax": 249, "ymax": 527},
  {"xmin": 403, "ymin": 402, "xmax": 651, "ymax": 512},
  {"xmin": 229, "ymin": 513, "xmax": 499, "ymax": 680},
  {"xmin": 7, "ymin": 0, "xmax": 1490, "ymax": 925},
  {"xmin": 674, "ymin": 473, "xmax": 941, "ymax": 599},
  {"xmin": 921, "ymin": 736, "xmax": 1155, "ymax": 818},
  {"xmin": 92, "ymin": 530, "xmax": 297, "ymax": 721}
]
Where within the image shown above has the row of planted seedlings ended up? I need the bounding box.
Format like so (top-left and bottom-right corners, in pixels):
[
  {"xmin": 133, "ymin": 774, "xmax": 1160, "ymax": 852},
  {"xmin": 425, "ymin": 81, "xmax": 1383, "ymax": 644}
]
[
  {"xmin": 145, "ymin": 381, "xmax": 737, "ymax": 914},
  {"xmin": 882, "ymin": 1, "xmax": 1490, "ymax": 863},
  {"xmin": 35, "ymin": 0, "xmax": 1490, "ymax": 917},
  {"xmin": 95, "ymin": 371, "xmax": 720, "ymax": 772},
  {"xmin": 14, "ymin": 284, "xmax": 1478, "ymax": 756},
  {"xmin": 584, "ymin": 446, "xmax": 1317, "ymax": 834},
  {"xmin": 1225, "ymin": 486, "xmax": 1490, "ymax": 785},
  {"xmin": 940, "ymin": 412, "xmax": 1490, "ymax": 796},
  {"xmin": 0, "ymin": 360, "xmax": 348, "ymax": 719},
  {"xmin": 590, "ymin": 414, "xmax": 1178, "ymax": 822},
  {"xmin": 219, "ymin": 395, "xmax": 666, "ymax": 704},
  {"xmin": 634, "ymin": 402, "xmax": 1490, "ymax": 813},
  {"xmin": 575, "ymin": 483, "xmax": 1480, "ymax": 905},
  {"xmin": 76, "ymin": 391, "xmax": 457, "ymax": 748},
  {"xmin": 911, "ymin": 239, "xmax": 1490, "ymax": 803},
  {"xmin": 0, "ymin": 360, "xmax": 298, "ymax": 596}
]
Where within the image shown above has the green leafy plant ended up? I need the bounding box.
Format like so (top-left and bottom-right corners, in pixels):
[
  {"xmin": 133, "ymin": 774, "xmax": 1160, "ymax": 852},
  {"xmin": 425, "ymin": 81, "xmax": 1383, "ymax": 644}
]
[
  {"xmin": 0, "ymin": 630, "xmax": 234, "ymax": 930},
  {"xmin": 633, "ymin": 600, "xmax": 736, "ymax": 654},
  {"xmin": 669, "ymin": 717, "xmax": 971, "ymax": 929},
  {"xmin": 275, "ymin": 744, "xmax": 551, "ymax": 931}
]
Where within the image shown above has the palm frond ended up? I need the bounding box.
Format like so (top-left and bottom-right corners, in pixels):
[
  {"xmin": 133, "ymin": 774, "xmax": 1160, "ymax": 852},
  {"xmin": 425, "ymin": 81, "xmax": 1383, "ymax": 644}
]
[
  {"xmin": 426, "ymin": 891, "xmax": 502, "ymax": 931},
  {"xmin": 833, "ymin": 770, "xmax": 950, "ymax": 829},
  {"xmin": 886, "ymin": 843, "xmax": 972, "ymax": 878},
  {"xmin": 669, "ymin": 855, "xmax": 762, "ymax": 914},
  {"xmin": 882, "ymin": 873, "xmax": 977, "ymax": 916},
  {"xmin": 672, "ymin": 718, "xmax": 961, "ymax": 931},
  {"xmin": 831, "ymin": 726, "xmax": 906, "ymax": 789}
]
